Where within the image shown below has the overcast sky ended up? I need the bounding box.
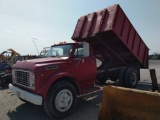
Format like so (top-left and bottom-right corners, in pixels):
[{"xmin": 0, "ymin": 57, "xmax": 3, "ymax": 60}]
[{"xmin": 0, "ymin": 0, "xmax": 160, "ymax": 55}]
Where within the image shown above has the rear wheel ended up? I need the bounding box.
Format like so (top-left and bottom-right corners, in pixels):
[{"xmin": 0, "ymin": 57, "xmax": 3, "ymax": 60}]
[
  {"xmin": 44, "ymin": 81, "xmax": 77, "ymax": 119},
  {"xmin": 125, "ymin": 68, "xmax": 138, "ymax": 88}
]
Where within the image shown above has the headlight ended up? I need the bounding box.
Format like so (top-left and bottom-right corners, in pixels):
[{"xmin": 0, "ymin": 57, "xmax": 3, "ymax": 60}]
[
  {"xmin": 12, "ymin": 69, "xmax": 16, "ymax": 83},
  {"xmin": 30, "ymin": 73, "xmax": 35, "ymax": 90}
]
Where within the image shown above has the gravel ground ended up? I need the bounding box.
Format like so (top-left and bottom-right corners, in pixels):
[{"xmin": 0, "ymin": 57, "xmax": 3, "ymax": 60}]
[{"xmin": 0, "ymin": 60, "xmax": 160, "ymax": 120}]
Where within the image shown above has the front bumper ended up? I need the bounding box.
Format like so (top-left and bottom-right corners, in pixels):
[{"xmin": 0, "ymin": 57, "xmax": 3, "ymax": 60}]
[{"xmin": 9, "ymin": 84, "xmax": 42, "ymax": 105}]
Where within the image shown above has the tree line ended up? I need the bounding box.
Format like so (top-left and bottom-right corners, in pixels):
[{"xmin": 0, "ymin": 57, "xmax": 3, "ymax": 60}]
[{"xmin": 149, "ymin": 53, "xmax": 160, "ymax": 60}]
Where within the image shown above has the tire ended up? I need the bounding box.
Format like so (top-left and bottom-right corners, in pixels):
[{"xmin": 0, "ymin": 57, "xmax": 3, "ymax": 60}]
[
  {"xmin": 0, "ymin": 74, "xmax": 12, "ymax": 87},
  {"xmin": 118, "ymin": 68, "xmax": 127, "ymax": 87},
  {"xmin": 44, "ymin": 81, "xmax": 77, "ymax": 119},
  {"xmin": 125, "ymin": 68, "xmax": 138, "ymax": 88}
]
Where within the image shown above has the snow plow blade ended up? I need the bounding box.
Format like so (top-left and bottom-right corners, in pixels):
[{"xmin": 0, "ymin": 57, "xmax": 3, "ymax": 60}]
[{"xmin": 98, "ymin": 86, "xmax": 160, "ymax": 120}]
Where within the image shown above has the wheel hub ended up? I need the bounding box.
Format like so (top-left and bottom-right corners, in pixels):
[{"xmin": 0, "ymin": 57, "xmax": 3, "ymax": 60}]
[{"xmin": 55, "ymin": 89, "xmax": 73, "ymax": 112}]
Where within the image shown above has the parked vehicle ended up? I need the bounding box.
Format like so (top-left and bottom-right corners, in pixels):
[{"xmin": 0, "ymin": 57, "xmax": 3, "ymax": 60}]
[
  {"xmin": 0, "ymin": 49, "xmax": 20, "ymax": 87},
  {"xmin": 0, "ymin": 50, "xmax": 11, "ymax": 73},
  {"xmin": 9, "ymin": 4, "xmax": 149, "ymax": 119}
]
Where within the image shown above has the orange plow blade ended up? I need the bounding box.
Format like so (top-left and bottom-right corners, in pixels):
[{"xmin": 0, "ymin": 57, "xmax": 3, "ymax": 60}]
[{"xmin": 98, "ymin": 86, "xmax": 160, "ymax": 120}]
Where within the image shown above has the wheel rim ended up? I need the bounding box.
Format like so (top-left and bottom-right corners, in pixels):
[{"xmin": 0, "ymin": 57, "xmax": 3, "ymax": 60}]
[
  {"xmin": 131, "ymin": 72, "xmax": 137, "ymax": 85},
  {"xmin": 55, "ymin": 89, "xmax": 73, "ymax": 112}
]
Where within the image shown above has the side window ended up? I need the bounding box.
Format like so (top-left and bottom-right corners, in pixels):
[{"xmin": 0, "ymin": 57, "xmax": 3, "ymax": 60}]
[{"xmin": 74, "ymin": 44, "xmax": 84, "ymax": 58}]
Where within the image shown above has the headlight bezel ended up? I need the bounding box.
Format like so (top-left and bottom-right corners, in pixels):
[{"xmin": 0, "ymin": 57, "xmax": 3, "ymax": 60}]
[{"xmin": 30, "ymin": 72, "xmax": 35, "ymax": 90}]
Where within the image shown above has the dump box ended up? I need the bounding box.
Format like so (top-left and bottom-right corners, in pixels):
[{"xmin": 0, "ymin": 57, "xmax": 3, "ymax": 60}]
[{"xmin": 72, "ymin": 4, "xmax": 149, "ymax": 68}]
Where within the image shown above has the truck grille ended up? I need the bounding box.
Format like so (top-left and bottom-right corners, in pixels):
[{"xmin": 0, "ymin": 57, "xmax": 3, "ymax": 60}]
[
  {"xmin": 15, "ymin": 71, "xmax": 30, "ymax": 87},
  {"xmin": 12, "ymin": 69, "xmax": 33, "ymax": 88}
]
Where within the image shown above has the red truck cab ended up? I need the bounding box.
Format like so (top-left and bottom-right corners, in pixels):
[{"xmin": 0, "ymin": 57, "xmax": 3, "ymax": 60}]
[{"xmin": 9, "ymin": 42, "xmax": 98, "ymax": 119}]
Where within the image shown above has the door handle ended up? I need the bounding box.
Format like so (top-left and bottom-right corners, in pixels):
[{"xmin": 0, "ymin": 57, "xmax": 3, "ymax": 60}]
[{"xmin": 75, "ymin": 58, "xmax": 83, "ymax": 67}]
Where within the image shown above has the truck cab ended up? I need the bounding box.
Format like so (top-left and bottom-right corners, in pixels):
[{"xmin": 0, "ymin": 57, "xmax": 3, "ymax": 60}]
[{"xmin": 9, "ymin": 42, "xmax": 98, "ymax": 119}]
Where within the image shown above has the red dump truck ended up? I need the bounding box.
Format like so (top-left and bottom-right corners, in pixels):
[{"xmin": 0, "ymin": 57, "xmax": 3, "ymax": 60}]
[{"xmin": 9, "ymin": 4, "xmax": 149, "ymax": 119}]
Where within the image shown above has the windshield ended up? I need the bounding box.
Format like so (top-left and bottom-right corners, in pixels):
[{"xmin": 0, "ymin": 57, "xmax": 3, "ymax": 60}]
[{"xmin": 45, "ymin": 44, "xmax": 74, "ymax": 57}]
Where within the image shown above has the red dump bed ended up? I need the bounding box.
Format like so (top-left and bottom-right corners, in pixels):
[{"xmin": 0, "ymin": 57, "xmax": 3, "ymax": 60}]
[{"xmin": 72, "ymin": 4, "xmax": 149, "ymax": 68}]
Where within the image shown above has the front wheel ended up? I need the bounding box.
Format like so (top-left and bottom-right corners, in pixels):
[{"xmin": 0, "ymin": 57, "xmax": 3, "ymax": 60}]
[
  {"xmin": 44, "ymin": 81, "xmax": 77, "ymax": 119},
  {"xmin": 125, "ymin": 68, "xmax": 138, "ymax": 88}
]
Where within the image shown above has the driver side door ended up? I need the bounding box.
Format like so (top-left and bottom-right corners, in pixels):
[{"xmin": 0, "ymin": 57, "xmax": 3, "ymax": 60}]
[{"xmin": 72, "ymin": 43, "xmax": 96, "ymax": 89}]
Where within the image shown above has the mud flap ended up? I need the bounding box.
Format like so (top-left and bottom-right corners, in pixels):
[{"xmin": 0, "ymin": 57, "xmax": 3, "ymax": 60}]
[{"xmin": 98, "ymin": 86, "xmax": 160, "ymax": 120}]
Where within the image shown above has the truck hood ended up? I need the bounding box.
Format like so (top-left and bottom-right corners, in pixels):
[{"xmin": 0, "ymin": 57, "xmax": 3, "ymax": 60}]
[{"xmin": 12, "ymin": 57, "xmax": 70, "ymax": 71}]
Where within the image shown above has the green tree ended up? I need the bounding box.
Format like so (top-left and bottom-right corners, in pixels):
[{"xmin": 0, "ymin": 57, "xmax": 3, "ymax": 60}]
[{"xmin": 153, "ymin": 52, "xmax": 160, "ymax": 59}]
